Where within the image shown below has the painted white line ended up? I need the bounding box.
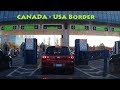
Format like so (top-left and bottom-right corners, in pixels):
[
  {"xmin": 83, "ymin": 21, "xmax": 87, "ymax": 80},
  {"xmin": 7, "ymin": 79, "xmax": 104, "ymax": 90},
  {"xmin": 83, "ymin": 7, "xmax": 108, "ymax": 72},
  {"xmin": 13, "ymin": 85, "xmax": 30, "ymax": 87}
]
[
  {"xmin": 75, "ymin": 67, "xmax": 103, "ymax": 78},
  {"xmin": 12, "ymin": 66, "xmax": 21, "ymax": 68},
  {"xmin": 89, "ymin": 66, "xmax": 118, "ymax": 78},
  {"xmin": 19, "ymin": 67, "xmax": 35, "ymax": 71},
  {"xmin": 15, "ymin": 70, "xmax": 23, "ymax": 74},
  {"xmin": 16, "ymin": 70, "xmax": 35, "ymax": 74},
  {"xmin": 87, "ymin": 71, "xmax": 103, "ymax": 74},
  {"xmin": 12, "ymin": 62, "xmax": 24, "ymax": 66},
  {"xmin": 12, "ymin": 60, "xmax": 23, "ymax": 63},
  {"xmin": 29, "ymin": 64, "xmax": 41, "ymax": 76},
  {"xmin": 89, "ymin": 66, "xmax": 101, "ymax": 70},
  {"xmin": 7, "ymin": 66, "xmax": 22, "ymax": 76},
  {"xmin": 106, "ymin": 74, "xmax": 118, "ymax": 78},
  {"xmin": 75, "ymin": 67, "xmax": 118, "ymax": 79},
  {"xmin": 21, "ymin": 72, "xmax": 33, "ymax": 74},
  {"xmin": 12, "ymin": 69, "xmax": 35, "ymax": 75},
  {"xmin": 79, "ymin": 68, "xmax": 95, "ymax": 70}
]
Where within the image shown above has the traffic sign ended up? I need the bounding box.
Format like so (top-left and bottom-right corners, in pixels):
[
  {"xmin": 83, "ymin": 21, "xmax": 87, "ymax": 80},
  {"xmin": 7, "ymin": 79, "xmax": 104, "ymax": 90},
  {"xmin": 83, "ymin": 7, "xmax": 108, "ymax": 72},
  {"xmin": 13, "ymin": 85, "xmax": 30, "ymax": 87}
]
[{"xmin": 25, "ymin": 38, "xmax": 34, "ymax": 50}]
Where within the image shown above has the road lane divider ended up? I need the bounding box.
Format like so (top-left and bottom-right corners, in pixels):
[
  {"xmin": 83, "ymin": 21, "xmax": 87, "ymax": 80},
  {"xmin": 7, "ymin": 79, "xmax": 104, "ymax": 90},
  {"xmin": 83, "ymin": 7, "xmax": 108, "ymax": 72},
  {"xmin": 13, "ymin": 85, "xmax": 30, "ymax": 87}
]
[
  {"xmin": 7, "ymin": 66, "xmax": 23, "ymax": 77},
  {"xmin": 29, "ymin": 64, "xmax": 41, "ymax": 76}
]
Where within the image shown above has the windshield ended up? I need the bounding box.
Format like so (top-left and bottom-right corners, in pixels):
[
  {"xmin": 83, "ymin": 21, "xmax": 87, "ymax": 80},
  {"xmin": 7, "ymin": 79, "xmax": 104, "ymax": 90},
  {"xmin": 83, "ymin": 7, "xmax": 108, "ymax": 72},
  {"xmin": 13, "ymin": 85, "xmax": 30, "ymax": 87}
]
[{"xmin": 46, "ymin": 47, "xmax": 70, "ymax": 56}]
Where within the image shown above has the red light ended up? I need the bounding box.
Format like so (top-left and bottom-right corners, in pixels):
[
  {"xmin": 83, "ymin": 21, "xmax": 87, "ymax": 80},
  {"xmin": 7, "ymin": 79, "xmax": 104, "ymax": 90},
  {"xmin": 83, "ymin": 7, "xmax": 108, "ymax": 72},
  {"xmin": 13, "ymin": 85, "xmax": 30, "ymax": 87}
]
[
  {"xmin": 70, "ymin": 56, "xmax": 74, "ymax": 59},
  {"xmin": 42, "ymin": 56, "xmax": 46, "ymax": 59},
  {"xmin": 69, "ymin": 55, "xmax": 74, "ymax": 60},
  {"xmin": 46, "ymin": 56, "xmax": 49, "ymax": 58},
  {"xmin": 42, "ymin": 56, "xmax": 50, "ymax": 60}
]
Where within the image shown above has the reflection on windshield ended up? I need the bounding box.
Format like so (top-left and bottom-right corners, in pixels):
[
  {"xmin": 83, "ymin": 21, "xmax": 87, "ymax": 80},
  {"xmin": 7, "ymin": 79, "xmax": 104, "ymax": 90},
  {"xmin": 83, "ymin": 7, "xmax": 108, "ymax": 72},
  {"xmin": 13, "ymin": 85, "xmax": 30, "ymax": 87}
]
[{"xmin": 46, "ymin": 47, "xmax": 70, "ymax": 56}]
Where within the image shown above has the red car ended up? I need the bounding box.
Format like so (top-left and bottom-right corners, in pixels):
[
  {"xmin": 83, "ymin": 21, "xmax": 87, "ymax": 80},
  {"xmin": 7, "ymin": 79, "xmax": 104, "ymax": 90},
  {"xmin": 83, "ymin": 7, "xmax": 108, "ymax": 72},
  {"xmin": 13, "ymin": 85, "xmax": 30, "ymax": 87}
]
[{"xmin": 41, "ymin": 46, "xmax": 74, "ymax": 74}]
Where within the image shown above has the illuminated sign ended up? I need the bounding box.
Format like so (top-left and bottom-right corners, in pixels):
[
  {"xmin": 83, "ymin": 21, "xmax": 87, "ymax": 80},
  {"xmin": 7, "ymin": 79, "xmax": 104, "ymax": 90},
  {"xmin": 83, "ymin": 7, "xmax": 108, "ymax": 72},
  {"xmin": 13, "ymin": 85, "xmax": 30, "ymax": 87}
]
[
  {"xmin": 17, "ymin": 14, "xmax": 95, "ymax": 20},
  {"xmin": 43, "ymin": 25, "xmax": 63, "ymax": 29},
  {"xmin": 71, "ymin": 25, "xmax": 89, "ymax": 30},
  {"xmin": 112, "ymin": 27, "xmax": 120, "ymax": 32},
  {"xmin": 25, "ymin": 38, "xmax": 34, "ymax": 50},
  {"xmin": 93, "ymin": 26, "xmax": 108, "ymax": 31},
  {"xmin": 79, "ymin": 39, "xmax": 87, "ymax": 51},
  {"xmin": 21, "ymin": 25, "xmax": 39, "ymax": 30},
  {"xmin": 1, "ymin": 25, "xmax": 17, "ymax": 30}
]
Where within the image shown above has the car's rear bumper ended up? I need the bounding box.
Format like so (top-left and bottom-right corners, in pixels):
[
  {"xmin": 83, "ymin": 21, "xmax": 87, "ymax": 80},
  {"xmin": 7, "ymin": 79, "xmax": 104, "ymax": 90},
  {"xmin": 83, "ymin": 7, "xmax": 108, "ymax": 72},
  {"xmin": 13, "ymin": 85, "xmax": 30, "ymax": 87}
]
[{"xmin": 41, "ymin": 61, "xmax": 74, "ymax": 73}]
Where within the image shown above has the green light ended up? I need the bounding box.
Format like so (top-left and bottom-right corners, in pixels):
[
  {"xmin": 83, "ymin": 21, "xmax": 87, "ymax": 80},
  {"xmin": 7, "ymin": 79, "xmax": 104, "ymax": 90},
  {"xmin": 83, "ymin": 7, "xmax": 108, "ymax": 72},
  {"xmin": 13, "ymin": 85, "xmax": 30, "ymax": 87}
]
[
  {"xmin": 47, "ymin": 26, "xmax": 58, "ymax": 29},
  {"xmin": 114, "ymin": 28, "xmax": 120, "ymax": 32},
  {"xmin": 96, "ymin": 26, "xmax": 106, "ymax": 31},
  {"xmin": 2, "ymin": 25, "xmax": 13, "ymax": 30},
  {"xmin": 75, "ymin": 25, "xmax": 85, "ymax": 30},
  {"xmin": 24, "ymin": 25, "xmax": 35, "ymax": 30},
  {"xmin": 44, "ymin": 25, "xmax": 62, "ymax": 30}
]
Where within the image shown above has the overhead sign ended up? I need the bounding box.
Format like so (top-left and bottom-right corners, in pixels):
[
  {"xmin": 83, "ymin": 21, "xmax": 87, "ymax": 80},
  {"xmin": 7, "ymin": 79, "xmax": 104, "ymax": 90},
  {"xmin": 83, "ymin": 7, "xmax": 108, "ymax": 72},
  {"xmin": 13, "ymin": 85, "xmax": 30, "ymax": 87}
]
[
  {"xmin": 43, "ymin": 24, "xmax": 63, "ymax": 29},
  {"xmin": 21, "ymin": 25, "xmax": 39, "ymax": 30},
  {"xmin": 93, "ymin": 26, "xmax": 108, "ymax": 31},
  {"xmin": 17, "ymin": 14, "xmax": 95, "ymax": 20},
  {"xmin": 71, "ymin": 25, "xmax": 89, "ymax": 30},
  {"xmin": 25, "ymin": 38, "xmax": 34, "ymax": 50},
  {"xmin": 1, "ymin": 25, "xmax": 17, "ymax": 30},
  {"xmin": 112, "ymin": 28, "xmax": 120, "ymax": 32},
  {"xmin": 79, "ymin": 39, "xmax": 87, "ymax": 51}
]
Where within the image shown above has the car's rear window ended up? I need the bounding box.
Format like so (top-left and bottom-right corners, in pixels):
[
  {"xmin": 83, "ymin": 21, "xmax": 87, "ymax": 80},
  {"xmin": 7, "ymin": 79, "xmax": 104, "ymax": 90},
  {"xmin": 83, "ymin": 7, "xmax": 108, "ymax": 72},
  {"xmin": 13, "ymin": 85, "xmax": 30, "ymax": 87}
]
[{"xmin": 46, "ymin": 47, "xmax": 70, "ymax": 55}]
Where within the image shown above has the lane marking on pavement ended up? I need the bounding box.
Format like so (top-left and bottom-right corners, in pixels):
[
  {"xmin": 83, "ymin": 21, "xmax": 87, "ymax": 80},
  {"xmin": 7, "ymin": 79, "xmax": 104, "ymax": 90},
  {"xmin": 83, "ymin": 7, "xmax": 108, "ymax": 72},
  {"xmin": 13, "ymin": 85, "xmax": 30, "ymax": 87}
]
[
  {"xmin": 89, "ymin": 66, "xmax": 118, "ymax": 78},
  {"xmin": 86, "ymin": 70, "xmax": 103, "ymax": 74},
  {"xmin": 12, "ymin": 60, "xmax": 23, "ymax": 63},
  {"xmin": 12, "ymin": 66, "xmax": 20, "ymax": 68},
  {"xmin": 7, "ymin": 75, "xmax": 79, "ymax": 79},
  {"xmin": 7, "ymin": 66, "xmax": 23, "ymax": 77},
  {"xmin": 77, "ymin": 68, "xmax": 95, "ymax": 70},
  {"xmin": 75, "ymin": 67, "xmax": 103, "ymax": 78},
  {"xmin": 8, "ymin": 68, "xmax": 36, "ymax": 75},
  {"xmin": 15, "ymin": 70, "xmax": 33, "ymax": 74},
  {"xmin": 19, "ymin": 67, "xmax": 35, "ymax": 71},
  {"xmin": 12, "ymin": 61, "xmax": 24, "ymax": 65},
  {"xmin": 29, "ymin": 64, "xmax": 41, "ymax": 76}
]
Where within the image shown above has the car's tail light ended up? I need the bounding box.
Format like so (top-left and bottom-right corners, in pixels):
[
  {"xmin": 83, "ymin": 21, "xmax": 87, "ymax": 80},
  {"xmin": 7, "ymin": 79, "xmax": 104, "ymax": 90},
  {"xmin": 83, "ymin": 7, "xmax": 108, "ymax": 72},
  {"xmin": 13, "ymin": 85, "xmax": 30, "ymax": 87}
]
[
  {"xmin": 70, "ymin": 56, "xmax": 74, "ymax": 59},
  {"xmin": 69, "ymin": 55, "xmax": 74, "ymax": 60},
  {"xmin": 42, "ymin": 55, "xmax": 46, "ymax": 59},
  {"xmin": 42, "ymin": 55, "xmax": 50, "ymax": 60}
]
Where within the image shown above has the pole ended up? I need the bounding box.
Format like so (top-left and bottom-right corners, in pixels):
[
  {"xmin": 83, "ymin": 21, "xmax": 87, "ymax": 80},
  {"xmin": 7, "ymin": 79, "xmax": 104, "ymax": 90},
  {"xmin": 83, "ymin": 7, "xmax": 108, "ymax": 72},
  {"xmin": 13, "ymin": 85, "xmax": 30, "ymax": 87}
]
[{"xmin": 103, "ymin": 58, "xmax": 107, "ymax": 77}]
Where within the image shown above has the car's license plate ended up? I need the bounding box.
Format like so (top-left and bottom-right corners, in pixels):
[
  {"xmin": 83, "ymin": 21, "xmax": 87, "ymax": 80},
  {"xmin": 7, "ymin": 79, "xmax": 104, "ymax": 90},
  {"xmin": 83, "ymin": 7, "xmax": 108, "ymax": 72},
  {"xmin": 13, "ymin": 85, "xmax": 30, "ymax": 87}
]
[{"xmin": 55, "ymin": 64, "xmax": 62, "ymax": 67}]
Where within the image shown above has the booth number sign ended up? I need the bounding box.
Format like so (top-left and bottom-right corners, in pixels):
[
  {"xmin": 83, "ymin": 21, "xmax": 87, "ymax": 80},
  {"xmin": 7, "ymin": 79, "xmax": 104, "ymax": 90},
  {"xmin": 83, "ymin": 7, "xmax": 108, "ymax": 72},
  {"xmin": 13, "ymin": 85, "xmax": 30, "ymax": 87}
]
[
  {"xmin": 79, "ymin": 39, "xmax": 87, "ymax": 51},
  {"xmin": 25, "ymin": 38, "xmax": 34, "ymax": 50}
]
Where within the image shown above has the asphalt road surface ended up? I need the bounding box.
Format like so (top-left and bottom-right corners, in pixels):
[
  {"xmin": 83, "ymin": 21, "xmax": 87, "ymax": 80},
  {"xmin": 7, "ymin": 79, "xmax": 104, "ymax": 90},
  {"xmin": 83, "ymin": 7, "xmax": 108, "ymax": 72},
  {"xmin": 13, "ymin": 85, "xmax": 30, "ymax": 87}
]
[{"xmin": 0, "ymin": 54, "xmax": 119, "ymax": 79}]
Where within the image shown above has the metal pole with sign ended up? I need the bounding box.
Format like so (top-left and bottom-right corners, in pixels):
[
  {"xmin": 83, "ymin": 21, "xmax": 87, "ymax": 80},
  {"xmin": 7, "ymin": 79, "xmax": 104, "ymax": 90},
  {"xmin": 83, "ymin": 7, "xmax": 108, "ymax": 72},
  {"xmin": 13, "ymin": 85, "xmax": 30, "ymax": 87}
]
[
  {"xmin": 75, "ymin": 39, "xmax": 88, "ymax": 65},
  {"xmin": 24, "ymin": 38, "xmax": 37, "ymax": 65}
]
